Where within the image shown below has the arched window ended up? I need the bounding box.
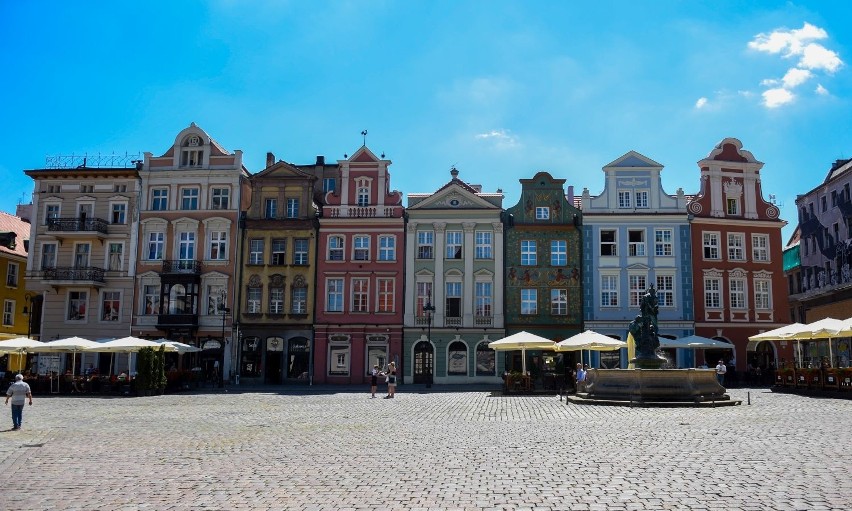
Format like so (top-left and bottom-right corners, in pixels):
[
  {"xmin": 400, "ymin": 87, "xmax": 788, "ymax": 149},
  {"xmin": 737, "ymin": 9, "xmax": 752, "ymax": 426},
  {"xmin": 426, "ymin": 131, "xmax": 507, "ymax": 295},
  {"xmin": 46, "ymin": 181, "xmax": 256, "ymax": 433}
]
[
  {"xmin": 475, "ymin": 342, "xmax": 495, "ymax": 376},
  {"xmin": 448, "ymin": 341, "xmax": 467, "ymax": 376}
]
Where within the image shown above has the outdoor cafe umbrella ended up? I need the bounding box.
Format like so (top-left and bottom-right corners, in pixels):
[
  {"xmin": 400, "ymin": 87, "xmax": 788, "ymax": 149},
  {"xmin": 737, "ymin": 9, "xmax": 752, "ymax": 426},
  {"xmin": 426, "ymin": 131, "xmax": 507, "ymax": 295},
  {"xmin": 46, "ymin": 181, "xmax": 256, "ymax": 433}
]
[
  {"xmin": 86, "ymin": 336, "xmax": 177, "ymax": 374},
  {"xmin": 152, "ymin": 338, "xmax": 201, "ymax": 354},
  {"xmin": 0, "ymin": 337, "xmax": 45, "ymax": 372},
  {"xmin": 488, "ymin": 331, "xmax": 556, "ymax": 374},
  {"xmin": 660, "ymin": 335, "xmax": 733, "ymax": 368},
  {"xmin": 33, "ymin": 336, "xmax": 100, "ymax": 376},
  {"xmin": 781, "ymin": 318, "xmax": 847, "ymax": 368},
  {"xmin": 555, "ymin": 330, "xmax": 626, "ymax": 367}
]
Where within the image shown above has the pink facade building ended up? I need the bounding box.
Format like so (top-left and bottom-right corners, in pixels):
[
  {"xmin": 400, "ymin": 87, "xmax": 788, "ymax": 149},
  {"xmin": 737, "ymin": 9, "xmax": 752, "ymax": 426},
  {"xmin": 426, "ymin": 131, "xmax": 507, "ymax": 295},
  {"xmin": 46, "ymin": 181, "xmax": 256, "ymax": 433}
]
[{"xmin": 313, "ymin": 147, "xmax": 405, "ymax": 384}]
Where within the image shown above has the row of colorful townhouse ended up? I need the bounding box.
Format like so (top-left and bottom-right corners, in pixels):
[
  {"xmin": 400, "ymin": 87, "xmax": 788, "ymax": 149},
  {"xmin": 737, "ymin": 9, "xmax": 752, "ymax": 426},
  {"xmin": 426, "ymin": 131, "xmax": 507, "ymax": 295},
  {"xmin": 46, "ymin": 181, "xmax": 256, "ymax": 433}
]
[{"xmin": 19, "ymin": 123, "xmax": 792, "ymax": 386}]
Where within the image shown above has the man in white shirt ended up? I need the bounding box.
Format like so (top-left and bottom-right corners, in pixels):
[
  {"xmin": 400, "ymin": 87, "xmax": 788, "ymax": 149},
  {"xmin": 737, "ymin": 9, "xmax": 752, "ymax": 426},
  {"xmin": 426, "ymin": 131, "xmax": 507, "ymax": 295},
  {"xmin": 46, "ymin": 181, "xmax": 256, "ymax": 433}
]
[
  {"xmin": 5, "ymin": 374, "xmax": 33, "ymax": 431},
  {"xmin": 715, "ymin": 360, "xmax": 727, "ymax": 386}
]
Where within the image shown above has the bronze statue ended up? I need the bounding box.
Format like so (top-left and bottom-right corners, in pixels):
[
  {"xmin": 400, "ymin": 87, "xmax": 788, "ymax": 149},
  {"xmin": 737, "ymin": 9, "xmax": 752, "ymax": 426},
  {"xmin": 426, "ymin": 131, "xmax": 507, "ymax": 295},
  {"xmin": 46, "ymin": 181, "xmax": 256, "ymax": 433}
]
[{"xmin": 630, "ymin": 286, "xmax": 664, "ymax": 368}]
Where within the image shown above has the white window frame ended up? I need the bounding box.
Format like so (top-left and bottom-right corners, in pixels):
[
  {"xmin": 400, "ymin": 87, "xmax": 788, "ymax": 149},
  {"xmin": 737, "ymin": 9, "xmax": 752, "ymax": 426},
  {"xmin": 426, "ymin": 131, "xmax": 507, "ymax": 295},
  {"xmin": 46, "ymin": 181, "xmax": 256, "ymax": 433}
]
[
  {"xmin": 475, "ymin": 231, "xmax": 492, "ymax": 259},
  {"xmin": 293, "ymin": 238, "xmax": 309, "ymax": 265},
  {"xmin": 520, "ymin": 240, "xmax": 537, "ymax": 266},
  {"xmin": 704, "ymin": 278, "xmax": 722, "ymax": 309},
  {"xmin": 601, "ymin": 274, "xmax": 619, "ymax": 307},
  {"xmin": 107, "ymin": 242, "xmax": 124, "ymax": 272},
  {"xmin": 600, "ymin": 229, "xmax": 617, "ymax": 257},
  {"xmin": 67, "ymin": 290, "xmax": 88, "ymax": 321},
  {"xmin": 147, "ymin": 232, "xmax": 165, "ymax": 261},
  {"xmin": 326, "ymin": 278, "xmax": 344, "ymax": 312},
  {"xmin": 247, "ymin": 287, "xmax": 262, "ymax": 314},
  {"xmin": 520, "ymin": 288, "xmax": 537, "ymax": 315},
  {"xmin": 378, "ymin": 235, "xmax": 395, "ymax": 261},
  {"xmin": 703, "ymin": 232, "xmax": 720, "ymax": 260},
  {"xmin": 264, "ymin": 198, "xmax": 278, "ymax": 219},
  {"xmin": 727, "ymin": 233, "xmax": 745, "ymax": 261},
  {"xmin": 249, "ymin": 239, "xmax": 264, "ymax": 265},
  {"xmin": 209, "ymin": 231, "xmax": 228, "ymax": 261},
  {"xmin": 286, "ymin": 198, "xmax": 299, "ymax": 218},
  {"xmin": 177, "ymin": 232, "xmax": 196, "ymax": 261},
  {"xmin": 628, "ymin": 274, "xmax": 647, "ymax": 308},
  {"xmin": 291, "ymin": 286, "xmax": 307, "ymax": 314},
  {"xmin": 729, "ymin": 278, "xmax": 747, "ymax": 309},
  {"xmin": 2, "ymin": 300, "xmax": 13, "ymax": 326},
  {"xmin": 654, "ymin": 229, "xmax": 673, "ymax": 257},
  {"xmin": 726, "ymin": 197, "xmax": 740, "ymax": 215},
  {"xmin": 445, "ymin": 280, "xmax": 462, "ymax": 318},
  {"xmin": 618, "ymin": 191, "xmax": 632, "ymax": 209},
  {"xmin": 73, "ymin": 242, "xmax": 91, "ymax": 268},
  {"xmin": 151, "ymin": 188, "xmax": 168, "ymax": 211},
  {"xmin": 752, "ymin": 234, "xmax": 769, "ymax": 262},
  {"xmin": 271, "ymin": 239, "xmax": 286, "ymax": 265},
  {"xmin": 180, "ymin": 187, "xmax": 200, "ymax": 210},
  {"xmin": 351, "ymin": 278, "xmax": 369, "ymax": 313},
  {"xmin": 376, "ymin": 278, "xmax": 395, "ymax": 313},
  {"xmin": 6, "ymin": 262, "xmax": 19, "ymax": 287},
  {"xmin": 143, "ymin": 284, "xmax": 160, "ymax": 315},
  {"xmin": 211, "ymin": 187, "xmax": 230, "ymax": 210},
  {"xmin": 754, "ymin": 279, "xmax": 771, "ymax": 310},
  {"xmin": 100, "ymin": 290, "xmax": 121, "ymax": 322},
  {"xmin": 417, "ymin": 231, "xmax": 434, "ymax": 259},
  {"xmin": 446, "ymin": 231, "xmax": 463, "ymax": 259},
  {"xmin": 635, "ymin": 190, "xmax": 649, "ymax": 208},
  {"xmin": 628, "ymin": 229, "xmax": 646, "ymax": 257},
  {"xmin": 353, "ymin": 235, "xmax": 370, "ymax": 261},
  {"xmin": 475, "ymin": 281, "xmax": 492, "ymax": 317},
  {"xmin": 551, "ymin": 240, "xmax": 567, "ymax": 266},
  {"xmin": 656, "ymin": 274, "xmax": 674, "ymax": 308},
  {"xmin": 269, "ymin": 286, "xmax": 284, "ymax": 314},
  {"xmin": 535, "ymin": 207, "xmax": 550, "ymax": 220},
  {"xmin": 328, "ymin": 235, "xmax": 345, "ymax": 261},
  {"xmin": 41, "ymin": 242, "xmax": 58, "ymax": 269},
  {"xmin": 111, "ymin": 202, "xmax": 127, "ymax": 225},
  {"xmin": 550, "ymin": 288, "xmax": 567, "ymax": 315}
]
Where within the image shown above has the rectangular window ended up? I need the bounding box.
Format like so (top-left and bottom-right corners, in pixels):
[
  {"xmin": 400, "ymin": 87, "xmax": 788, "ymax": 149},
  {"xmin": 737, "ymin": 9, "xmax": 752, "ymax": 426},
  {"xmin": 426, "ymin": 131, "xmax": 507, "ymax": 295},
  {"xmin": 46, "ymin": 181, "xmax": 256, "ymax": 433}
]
[
  {"xmin": 151, "ymin": 189, "xmax": 168, "ymax": 211},
  {"xmin": 328, "ymin": 236, "xmax": 344, "ymax": 261},
  {"xmin": 521, "ymin": 240, "xmax": 537, "ymax": 265},
  {"xmin": 618, "ymin": 191, "xmax": 631, "ymax": 208},
  {"xmin": 600, "ymin": 230, "xmax": 617, "ymax": 256},
  {"xmin": 210, "ymin": 188, "xmax": 229, "ymax": 210},
  {"xmin": 101, "ymin": 291, "xmax": 120, "ymax": 321},
  {"xmin": 629, "ymin": 274, "xmax": 646, "ymax": 308},
  {"xmin": 181, "ymin": 188, "xmax": 199, "ymax": 210},
  {"xmin": 108, "ymin": 243, "xmax": 123, "ymax": 271},
  {"xmin": 831, "ymin": 190, "xmax": 837, "ymax": 208},
  {"xmin": 654, "ymin": 229, "xmax": 673, "ymax": 257},
  {"xmin": 293, "ymin": 239, "xmax": 309, "ymax": 265},
  {"xmin": 41, "ymin": 243, "xmax": 57, "ymax": 269},
  {"xmin": 143, "ymin": 285, "xmax": 160, "ymax": 315},
  {"xmin": 351, "ymin": 278, "xmax": 369, "ymax": 312},
  {"xmin": 111, "ymin": 203, "xmax": 126, "ymax": 224},
  {"xmin": 269, "ymin": 287, "xmax": 284, "ymax": 314},
  {"xmin": 2, "ymin": 300, "xmax": 13, "ymax": 326},
  {"xmin": 326, "ymin": 279, "xmax": 344, "ymax": 312},
  {"xmin": 328, "ymin": 343, "xmax": 350, "ymax": 376},
  {"xmin": 520, "ymin": 288, "xmax": 537, "ymax": 315},
  {"xmin": 551, "ymin": 288, "xmax": 567, "ymax": 315},
  {"xmin": 357, "ymin": 186, "xmax": 369, "ymax": 207},
  {"xmin": 417, "ymin": 231, "xmax": 434, "ymax": 259},
  {"xmin": 247, "ymin": 287, "xmax": 262, "ymax": 313},
  {"xmin": 286, "ymin": 198, "xmax": 299, "ymax": 218},
  {"xmin": 752, "ymin": 235, "xmax": 769, "ymax": 262},
  {"xmin": 550, "ymin": 240, "xmax": 567, "ymax": 266},
  {"xmin": 656, "ymin": 275, "xmax": 674, "ymax": 307},
  {"xmin": 445, "ymin": 282, "xmax": 462, "ymax": 317},
  {"xmin": 704, "ymin": 278, "xmax": 721, "ymax": 309},
  {"xmin": 291, "ymin": 287, "xmax": 307, "ymax": 314},
  {"xmin": 6, "ymin": 263, "xmax": 18, "ymax": 287},
  {"xmin": 178, "ymin": 232, "xmax": 195, "ymax": 261},
  {"xmin": 416, "ymin": 282, "xmax": 433, "ymax": 317},
  {"xmin": 323, "ymin": 178, "xmax": 336, "ymax": 193},
  {"xmin": 729, "ymin": 279, "xmax": 746, "ymax": 309},
  {"xmin": 147, "ymin": 232, "xmax": 164, "ymax": 261},
  {"xmin": 249, "ymin": 239, "xmax": 264, "ymax": 265},
  {"xmin": 353, "ymin": 235, "xmax": 370, "ymax": 261},
  {"xmin": 206, "ymin": 285, "xmax": 225, "ymax": 315},
  {"xmin": 265, "ymin": 199, "xmax": 278, "ymax": 219},
  {"xmin": 74, "ymin": 243, "xmax": 90, "ymax": 268},
  {"xmin": 475, "ymin": 282, "xmax": 492, "ymax": 317},
  {"xmin": 271, "ymin": 239, "xmax": 286, "ymax": 265},
  {"xmin": 821, "ymin": 196, "xmax": 827, "ymax": 212},
  {"xmin": 628, "ymin": 230, "xmax": 646, "ymax": 257},
  {"xmin": 181, "ymin": 149, "xmax": 203, "ymax": 167},
  {"xmin": 378, "ymin": 235, "xmax": 395, "ymax": 261},
  {"xmin": 727, "ymin": 233, "xmax": 745, "ymax": 261},
  {"xmin": 475, "ymin": 231, "xmax": 492, "ymax": 259},
  {"xmin": 703, "ymin": 232, "xmax": 720, "ymax": 259},
  {"xmin": 536, "ymin": 207, "xmax": 550, "ymax": 220},
  {"xmin": 45, "ymin": 204, "xmax": 60, "ymax": 222},
  {"xmin": 68, "ymin": 291, "xmax": 87, "ymax": 321},
  {"xmin": 209, "ymin": 231, "xmax": 227, "ymax": 260},
  {"xmin": 446, "ymin": 231, "xmax": 462, "ymax": 259},
  {"xmin": 754, "ymin": 280, "xmax": 771, "ymax": 310},
  {"xmin": 635, "ymin": 191, "xmax": 648, "ymax": 208},
  {"xmin": 727, "ymin": 197, "xmax": 740, "ymax": 215},
  {"xmin": 377, "ymin": 278, "xmax": 394, "ymax": 313},
  {"xmin": 601, "ymin": 275, "xmax": 618, "ymax": 307}
]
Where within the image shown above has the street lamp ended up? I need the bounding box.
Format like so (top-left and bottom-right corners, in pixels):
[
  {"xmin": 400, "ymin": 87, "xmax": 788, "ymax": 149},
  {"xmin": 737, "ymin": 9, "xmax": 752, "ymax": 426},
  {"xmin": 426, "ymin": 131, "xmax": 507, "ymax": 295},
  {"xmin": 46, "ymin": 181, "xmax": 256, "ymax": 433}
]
[
  {"xmin": 217, "ymin": 289, "xmax": 231, "ymax": 388},
  {"xmin": 22, "ymin": 293, "xmax": 34, "ymax": 339},
  {"xmin": 423, "ymin": 296, "xmax": 436, "ymax": 389}
]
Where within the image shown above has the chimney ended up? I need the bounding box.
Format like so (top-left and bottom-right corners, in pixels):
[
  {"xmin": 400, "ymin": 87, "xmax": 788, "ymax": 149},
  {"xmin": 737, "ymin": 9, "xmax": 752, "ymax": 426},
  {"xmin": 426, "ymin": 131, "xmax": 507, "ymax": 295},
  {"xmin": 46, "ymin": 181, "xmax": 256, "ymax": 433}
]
[
  {"xmin": 566, "ymin": 185, "xmax": 574, "ymax": 204},
  {"xmin": 266, "ymin": 152, "xmax": 275, "ymax": 168},
  {"xmin": 316, "ymin": 155, "xmax": 325, "ymax": 165}
]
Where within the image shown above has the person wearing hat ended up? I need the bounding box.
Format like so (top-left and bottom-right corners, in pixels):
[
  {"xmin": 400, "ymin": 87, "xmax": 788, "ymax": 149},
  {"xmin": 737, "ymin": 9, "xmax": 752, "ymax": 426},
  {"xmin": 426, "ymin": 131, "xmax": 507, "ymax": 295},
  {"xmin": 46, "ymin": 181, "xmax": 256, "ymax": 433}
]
[{"xmin": 5, "ymin": 374, "xmax": 33, "ymax": 431}]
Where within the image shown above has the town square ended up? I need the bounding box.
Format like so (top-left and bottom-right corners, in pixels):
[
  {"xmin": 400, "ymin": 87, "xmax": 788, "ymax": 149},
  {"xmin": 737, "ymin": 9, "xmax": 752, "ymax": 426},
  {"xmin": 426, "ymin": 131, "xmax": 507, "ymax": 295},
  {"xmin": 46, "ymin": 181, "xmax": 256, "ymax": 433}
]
[{"xmin": 1, "ymin": 386, "xmax": 850, "ymax": 510}]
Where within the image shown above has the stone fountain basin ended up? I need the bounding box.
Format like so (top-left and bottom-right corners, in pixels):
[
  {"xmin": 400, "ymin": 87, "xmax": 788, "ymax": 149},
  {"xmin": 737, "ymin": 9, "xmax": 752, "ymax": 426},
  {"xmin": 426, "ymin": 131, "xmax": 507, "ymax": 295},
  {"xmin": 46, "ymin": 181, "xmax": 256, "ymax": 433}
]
[{"xmin": 582, "ymin": 368, "xmax": 729, "ymax": 402}]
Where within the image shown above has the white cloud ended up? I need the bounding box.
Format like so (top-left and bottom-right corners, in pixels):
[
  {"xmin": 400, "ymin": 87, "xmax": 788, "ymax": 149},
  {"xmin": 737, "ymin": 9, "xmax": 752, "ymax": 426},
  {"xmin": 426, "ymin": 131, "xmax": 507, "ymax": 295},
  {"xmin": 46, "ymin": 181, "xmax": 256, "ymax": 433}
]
[
  {"xmin": 474, "ymin": 129, "xmax": 519, "ymax": 149},
  {"xmin": 782, "ymin": 68, "xmax": 813, "ymax": 88},
  {"xmin": 763, "ymin": 88, "xmax": 795, "ymax": 108},
  {"xmin": 695, "ymin": 97, "xmax": 708, "ymax": 109},
  {"xmin": 800, "ymin": 43, "xmax": 843, "ymax": 72},
  {"xmin": 815, "ymin": 84, "xmax": 829, "ymax": 95},
  {"xmin": 747, "ymin": 23, "xmax": 843, "ymax": 109}
]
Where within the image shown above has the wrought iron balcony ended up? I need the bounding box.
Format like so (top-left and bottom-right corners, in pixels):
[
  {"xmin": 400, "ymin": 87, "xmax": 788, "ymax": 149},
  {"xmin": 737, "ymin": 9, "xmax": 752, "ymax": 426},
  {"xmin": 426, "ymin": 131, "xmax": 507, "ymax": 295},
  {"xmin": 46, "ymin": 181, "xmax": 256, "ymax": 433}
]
[
  {"xmin": 47, "ymin": 217, "xmax": 109, "ymax": 234},
  {"xmin": 162, "ymin": 260, "xmax": 203, "ymax": 274},
  {"xmin": 42, "ymin": 266, "xmax": 105, "ymax": 283}
]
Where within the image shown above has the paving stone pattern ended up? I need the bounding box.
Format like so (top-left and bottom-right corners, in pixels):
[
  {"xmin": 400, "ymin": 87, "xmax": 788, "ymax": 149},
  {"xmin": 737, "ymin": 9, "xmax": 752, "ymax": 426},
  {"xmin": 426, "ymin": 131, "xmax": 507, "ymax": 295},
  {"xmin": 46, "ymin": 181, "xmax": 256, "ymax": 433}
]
[{"xmin": 1, "ymin": 387, "xmax": 849, "ymax": 510}]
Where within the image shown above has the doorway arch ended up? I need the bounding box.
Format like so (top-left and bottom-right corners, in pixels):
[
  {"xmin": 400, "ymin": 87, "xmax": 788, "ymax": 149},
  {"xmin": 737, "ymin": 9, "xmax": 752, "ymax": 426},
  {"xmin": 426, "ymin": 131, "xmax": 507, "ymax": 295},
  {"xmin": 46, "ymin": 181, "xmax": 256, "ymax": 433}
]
[{"xmin": 413, "ymin": 340, "xmax": 434, "ymax": 384}]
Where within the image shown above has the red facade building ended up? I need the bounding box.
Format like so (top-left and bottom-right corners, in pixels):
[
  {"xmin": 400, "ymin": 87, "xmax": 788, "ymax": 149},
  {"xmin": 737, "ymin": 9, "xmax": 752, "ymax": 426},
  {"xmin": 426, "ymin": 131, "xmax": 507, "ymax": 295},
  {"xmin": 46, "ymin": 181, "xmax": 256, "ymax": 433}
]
[
  {"xmin": 689, "ymin": 138, "xmax": 793, "ymax": 372},
  {"xmin": 313, "ymin": 146, "xmax": 405, "ymax": 384}
]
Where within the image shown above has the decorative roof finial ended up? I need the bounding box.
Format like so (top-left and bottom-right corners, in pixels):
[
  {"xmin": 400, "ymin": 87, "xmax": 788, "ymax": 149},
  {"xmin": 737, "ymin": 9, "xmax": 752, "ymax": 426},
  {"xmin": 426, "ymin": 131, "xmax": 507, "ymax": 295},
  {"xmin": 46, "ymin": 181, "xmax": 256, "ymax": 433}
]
[
  {"xmin": 361, "ymin": 129, "xmax": 368, "ymax": 146},
  {"xmin": 450, "ymin": 165, "xmax": 459, "ymax": 179}
]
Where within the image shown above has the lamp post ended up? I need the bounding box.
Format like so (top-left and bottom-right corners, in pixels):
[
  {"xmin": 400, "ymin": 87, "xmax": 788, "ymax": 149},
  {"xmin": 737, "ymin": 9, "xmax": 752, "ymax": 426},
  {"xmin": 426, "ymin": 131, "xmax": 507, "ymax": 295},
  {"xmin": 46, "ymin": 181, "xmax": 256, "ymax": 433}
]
[
  {"xmin": 218, "ymin": 289, "xmax": 230, "ymax": 388},
  {"xmin": 423, "ymin": 297, "xmax": 436, "ymax": 389},
  {"xmin": 22, "ymin": 293, "xmax": 34, "ymax": 339}
]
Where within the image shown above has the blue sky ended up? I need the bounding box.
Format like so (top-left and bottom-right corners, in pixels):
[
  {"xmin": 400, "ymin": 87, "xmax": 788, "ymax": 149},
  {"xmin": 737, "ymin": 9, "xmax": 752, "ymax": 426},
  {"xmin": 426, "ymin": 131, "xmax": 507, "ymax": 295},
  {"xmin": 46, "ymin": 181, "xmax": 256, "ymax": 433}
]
[{"xmin": 2, "ymin": 1, "xmax": 850, "ymax": 243}]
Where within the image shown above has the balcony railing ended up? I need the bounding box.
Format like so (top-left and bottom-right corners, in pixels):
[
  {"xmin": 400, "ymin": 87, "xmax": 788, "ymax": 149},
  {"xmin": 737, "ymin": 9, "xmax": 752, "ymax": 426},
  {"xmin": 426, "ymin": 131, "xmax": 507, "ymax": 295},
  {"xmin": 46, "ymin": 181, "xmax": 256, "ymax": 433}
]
[
  {"xmin": 162, "ymin": 260, "xmax": 203, "ymax": 274},
  {"xmin": 325, "ymin": 206, "xmax": 399, "ymax": 218},
  {"xmin": 43, "ymin": 266, "xmax": 105, "ymax": 283},
  {"xmin": 47, "ymin": 217, "xmax": 109, "ymax": 234},
  {"xmin": 474, "ymin": 316, "xmax": 493, "ymax": 327},
  {"xmin": 156, "ymin": 314, "xmax": 199, "ymax": 327},
  {"xmin": 445, "ymin": 317, "xmax": 462, "ymax": 327}
]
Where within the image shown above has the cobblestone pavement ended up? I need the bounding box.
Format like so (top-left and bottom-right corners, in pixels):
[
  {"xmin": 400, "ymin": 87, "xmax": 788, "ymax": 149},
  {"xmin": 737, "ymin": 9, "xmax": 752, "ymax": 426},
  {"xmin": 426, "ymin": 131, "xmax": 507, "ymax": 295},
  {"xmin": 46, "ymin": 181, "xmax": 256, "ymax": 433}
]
[{"xmin": 1, "ymin": 386, "xmax": 849, "ymax": 511}]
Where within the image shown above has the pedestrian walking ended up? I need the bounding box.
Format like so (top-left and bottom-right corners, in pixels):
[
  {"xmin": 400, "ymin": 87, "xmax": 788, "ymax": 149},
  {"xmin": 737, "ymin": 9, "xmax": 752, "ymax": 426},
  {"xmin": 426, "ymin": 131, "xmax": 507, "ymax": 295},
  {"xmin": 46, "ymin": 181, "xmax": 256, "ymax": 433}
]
[
  {"xmin": 370, "ymin": 364, "xmax": 379, "ymax": 398},
  {"xmin": 715, "ymin": 359, "xmax": 727, "ymax": 386},
  {"xmin": 574, "ymin": 363, "xmax": 587, "ymax": 393},
  {"xmin": 384, "ymin": 361, "xmax": 397, "ymax": 399},
  {"xmin": 5, "ymin": 374, "xmax": 33, "ymax": 431}
]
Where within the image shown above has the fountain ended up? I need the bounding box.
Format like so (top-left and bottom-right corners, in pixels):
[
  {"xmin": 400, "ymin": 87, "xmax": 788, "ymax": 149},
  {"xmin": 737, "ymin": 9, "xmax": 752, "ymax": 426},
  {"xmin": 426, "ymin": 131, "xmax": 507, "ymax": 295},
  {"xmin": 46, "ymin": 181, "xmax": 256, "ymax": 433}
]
[{"xmin": 570, "ymin": 287, "xmax": 740, "ymax": 407}]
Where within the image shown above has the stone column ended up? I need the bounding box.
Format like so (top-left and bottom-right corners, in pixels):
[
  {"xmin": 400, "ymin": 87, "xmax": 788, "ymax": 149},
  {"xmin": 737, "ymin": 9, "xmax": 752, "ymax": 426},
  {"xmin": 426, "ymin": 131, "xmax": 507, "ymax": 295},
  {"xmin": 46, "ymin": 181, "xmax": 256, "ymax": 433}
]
[
  {"xmin": 433, "ymin": 222, "xmax": 446, "ymax": 326},
  {"xmin": 463, "ymin": 222, "xmax": 476, "ymax": 327},
  {"xmin": 404, "ymin": 222, "xmax": 418, "ymax": 326}
]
